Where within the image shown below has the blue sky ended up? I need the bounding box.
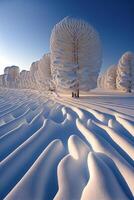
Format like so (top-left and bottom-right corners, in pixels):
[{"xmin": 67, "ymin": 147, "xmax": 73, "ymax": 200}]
[{"xmin": 0, "ymin": 0, "xmax": 134, "ymax": 74}]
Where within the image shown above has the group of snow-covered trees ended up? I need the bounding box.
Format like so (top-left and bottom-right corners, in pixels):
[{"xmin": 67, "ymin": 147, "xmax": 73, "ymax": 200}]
[
  {"xmin": 0, "ymin": 17, "xmax": 102, "ymax": 96},
  {"xmin": 0, "ymin": 53, "xmax": 53, "ymax": 91},
  {"xmin": 0, "ymin": 17, "xmax": 133, "ymax": 94},
  {"xmin": 98, "ymin": 51, "xmax": 134, "ymax": 92}
]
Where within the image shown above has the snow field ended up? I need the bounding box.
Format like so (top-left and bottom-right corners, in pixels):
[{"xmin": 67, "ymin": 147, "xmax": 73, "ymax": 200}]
[{"xmin": 0, "ymin": 89, "xmax": 134, "ymax": 200}]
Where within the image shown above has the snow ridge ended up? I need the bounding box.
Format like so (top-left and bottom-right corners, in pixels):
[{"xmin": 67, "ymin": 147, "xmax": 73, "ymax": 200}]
[{"xmin": 0, "ymin": 89, "xmax": 134, "ymax": 200}]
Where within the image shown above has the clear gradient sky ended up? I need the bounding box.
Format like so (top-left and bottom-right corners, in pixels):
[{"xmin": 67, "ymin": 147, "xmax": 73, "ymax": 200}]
[{"xmin": 0, "ymin": 0, "xmax": 134, "ymax": 75}]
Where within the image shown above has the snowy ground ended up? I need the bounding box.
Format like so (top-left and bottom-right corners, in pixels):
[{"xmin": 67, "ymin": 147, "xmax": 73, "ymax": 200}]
[{"xmin": 0, "ymin": 88, "xmax": 134, "ymax": 200}]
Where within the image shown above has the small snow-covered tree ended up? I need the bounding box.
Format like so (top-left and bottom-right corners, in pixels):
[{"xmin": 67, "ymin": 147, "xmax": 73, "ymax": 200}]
[
  {"xmin": 0, "ymin": 75, "xmax": 4, "ymax": 87},
  {"xmin": 3, "ymin": 66, "xmax": 20, "ymax": 88},
  {"xmin": 18, "ymin": 70, "xmax": 32, "ymax": 89},
  {"xmin": 30, "ymin": 61, "xmax": 39, "ymax": 90},
  {"xmin": 98, "ymin": 65, "xmax": 117, "ymax": 90},
  {"xmin": 34, "ymin": 53, "xmax": 52, "ymax": 91},
  {"xmin": 105, "ymin": 65, "xmax": 117, "ymax": 89},
  {"xmin": 50, "ymin": 17, "xmax": 102, "ymax": 96},
  {"xmin": 116, "ymin": 51, "xmax": 134, "ymax": 92},
  {"xmin": 3, "ymin": 67, "xmax": 11, "ymax": 87},
  {"xmin": 97, "ymin": 72, "xmax": 107, "ymax": 89},
  {"xmin": 97, "ymin": 75, "xmax": 101, "ymax": 88}
]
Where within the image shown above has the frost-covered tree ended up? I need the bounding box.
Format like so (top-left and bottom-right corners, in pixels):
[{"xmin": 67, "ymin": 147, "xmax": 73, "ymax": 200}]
[
  {"xmin": 116, "ymin": 51, "xmax": 134, "ymax": 92},
  {"xmin": 3, "ymin": 66, "xmax": 20, "ymax": 88},
  {"xmin": 105, "ymin": 65, "xmax": 117, "ymax": 89},
  {"xmin": 34, "ymin": 53, "xmax": 52, "ymax": 91},
  {"xmin": 0, "ymin": 75, "xmax": 4, "ymax": 87},
  {"xmin": 97, "ymin": 75, "xmax": 101, "ymax": 88},
  {"xmin": 50, "ymin": 17, "xmax": 102, "ymax": 96},
  {"xmin": 97, "ymin": 72, "xmax": 107, "ymax": 89},
  {"xmin": 18, "ymin": 70, "xmax": 32, "ymax": 89},
  {"xmin": 30, "ymin": 61, "xmax": 39, "ymax": 89},
  {"xmin": 98, "ymin": 65, "xmax": 117, "ymax": 90},
  {"xmin": 3, "ymin": 67, "xmax": 11, "ymax": 87}
]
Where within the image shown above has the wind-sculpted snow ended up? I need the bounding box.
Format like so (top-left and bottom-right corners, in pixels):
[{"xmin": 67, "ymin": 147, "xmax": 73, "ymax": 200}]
[
  {"xmin": 0, "ymin": 89, "xmax": 134, "ymax": 200},
  {"xmin": 50, "ymin": 16, "xmax": 102, "ymax": 92}
]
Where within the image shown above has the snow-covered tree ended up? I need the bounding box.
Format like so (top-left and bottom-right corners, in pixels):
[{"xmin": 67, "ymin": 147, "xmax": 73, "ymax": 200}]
[
  {"xmin": 3, "ymin": 67, "xmax": 11, "ymax": 87},
  {"xmin": 30, "ymin": 61, "xmax": 39, "ymax": 89},
  {"xmin": 0, "ymin": 75, "xmax": 4, "ymax": 87},
  {"xmin": 105, "ymin": 65, "xmax": 117, "ymax": 89},
  {"xmin": 18, "ymin": 70, "xmax": 32, "ymax": 89},
  {"xmin": 116, "ymin": 51, "xmax": 134, "ymax": 92},
  {"xmin": 3, "ymin": 66, "xmax": 20, "ymax": 88},
  {"xmin": 50, "ymin": 17, "xmax": 102, "ymax": 96},
  {"xmin": 98, "ymin": 65, "xmax": 117, "ymax": 90},
  {"xmin": 97, "ymin": 72, "xmax": 107, "ymax": 89},
  {"xmin": 34, "ymin": 53, "xmax": 52, "ymax": 91}
]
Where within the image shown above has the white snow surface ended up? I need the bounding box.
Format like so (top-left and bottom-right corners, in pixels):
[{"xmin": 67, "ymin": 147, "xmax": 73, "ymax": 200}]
[{"xmin": 0, "ymin": 88, "xmax": 134, "ymax": 200}]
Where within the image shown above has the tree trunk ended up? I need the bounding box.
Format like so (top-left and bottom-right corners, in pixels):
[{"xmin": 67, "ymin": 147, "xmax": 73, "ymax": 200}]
[
  {"xmin": 77, "ymin": 89, "xmax": 79, "ymax": 98},
  {"xmin": 72, "ymin": 92, "xmax": 74, "ymax": 97}
]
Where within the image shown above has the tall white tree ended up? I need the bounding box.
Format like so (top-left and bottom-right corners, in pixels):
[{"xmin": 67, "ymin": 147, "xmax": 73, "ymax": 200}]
[
  {"xmin": 116, "ymin": 51, "xmax": 134, "ymax": 92},
  {"xmin": 50, "ymin": 17, "xmax": 102, "ymax": 96}
]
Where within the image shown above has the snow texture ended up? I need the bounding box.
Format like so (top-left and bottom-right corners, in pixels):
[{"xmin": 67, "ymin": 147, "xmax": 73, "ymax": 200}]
[
  {"xmin": 50, "ymin": 16, "xmax": 102, "ymax": 92},
  {"xmin": 0, "ymin": 89, "xmax": 134, "ymax": 200}
]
